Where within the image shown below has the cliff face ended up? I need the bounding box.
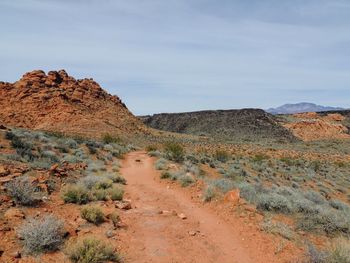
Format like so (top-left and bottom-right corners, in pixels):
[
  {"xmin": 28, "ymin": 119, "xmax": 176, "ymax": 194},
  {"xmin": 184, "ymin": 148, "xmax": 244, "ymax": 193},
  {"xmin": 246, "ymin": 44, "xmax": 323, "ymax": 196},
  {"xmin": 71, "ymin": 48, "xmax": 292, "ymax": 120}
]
[
  {"xmin": 141, "ymin": 109, "xmax": 298, "ymax": 143},
  {"xmin": 0, "ymin": 70, "xmax": 146, "ymax": 138}
]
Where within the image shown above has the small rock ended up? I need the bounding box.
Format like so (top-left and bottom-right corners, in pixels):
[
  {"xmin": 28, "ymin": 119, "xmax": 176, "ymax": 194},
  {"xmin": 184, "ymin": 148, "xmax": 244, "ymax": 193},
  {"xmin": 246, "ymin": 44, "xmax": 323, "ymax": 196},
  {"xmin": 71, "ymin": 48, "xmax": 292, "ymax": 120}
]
[
  {"xmin": 105, "ymin": 230, "xmax": 116, "ymax": 238},
  {"xmin": 188, "ymin": 230, "xmax": 197, "ymax": 236},
  {"xmin": 224, "ymin": 189, "xmax": 240, "ymax": 205},
  {"xmin": 135, "ymin": 159, "xmax": 141, "ymax": 162},
  {"xmin": 12, "ymin": 251, "xmax": 21, "ymax": 259},
  {"xmin": 177, "ymin": 213, "xmax": 187, "ymax": 220},
  {"xmin": 115, "ymin": 201, "xmax": 132, "ymax": 210}
]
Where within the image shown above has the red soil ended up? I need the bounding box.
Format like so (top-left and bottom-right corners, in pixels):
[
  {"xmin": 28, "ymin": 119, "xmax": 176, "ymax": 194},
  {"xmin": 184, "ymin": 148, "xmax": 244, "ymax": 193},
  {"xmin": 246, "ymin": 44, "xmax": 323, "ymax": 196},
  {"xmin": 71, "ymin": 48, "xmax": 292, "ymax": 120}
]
[{"xmin": 118, "ymin": 151, "xmax": 302, "ymax": 263}]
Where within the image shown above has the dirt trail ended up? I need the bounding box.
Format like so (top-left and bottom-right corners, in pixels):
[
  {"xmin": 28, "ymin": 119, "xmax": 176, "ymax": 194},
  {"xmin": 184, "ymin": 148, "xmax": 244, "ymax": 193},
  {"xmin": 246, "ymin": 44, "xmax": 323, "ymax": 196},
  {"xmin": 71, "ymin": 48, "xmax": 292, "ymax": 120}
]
[{"xmin": 119, "ymin": 151, "xmax": 257, "ymax": 263}]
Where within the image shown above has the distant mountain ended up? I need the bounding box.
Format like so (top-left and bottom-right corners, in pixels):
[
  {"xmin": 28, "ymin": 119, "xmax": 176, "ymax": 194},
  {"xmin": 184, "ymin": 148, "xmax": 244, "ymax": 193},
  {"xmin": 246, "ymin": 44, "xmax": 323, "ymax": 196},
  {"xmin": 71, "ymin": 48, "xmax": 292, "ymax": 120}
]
[{"xmin": 267, "ymin": 103, "xmax": 344, "ymax": 115}]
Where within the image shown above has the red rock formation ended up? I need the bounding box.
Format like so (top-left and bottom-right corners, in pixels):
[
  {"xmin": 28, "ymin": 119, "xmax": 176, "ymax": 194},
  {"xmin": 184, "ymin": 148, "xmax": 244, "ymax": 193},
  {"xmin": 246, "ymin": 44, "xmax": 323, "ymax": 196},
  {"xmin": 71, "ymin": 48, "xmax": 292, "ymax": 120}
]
[{"xmin": 0, "ymin": 70, "xmax": 146, "ymax": 138}]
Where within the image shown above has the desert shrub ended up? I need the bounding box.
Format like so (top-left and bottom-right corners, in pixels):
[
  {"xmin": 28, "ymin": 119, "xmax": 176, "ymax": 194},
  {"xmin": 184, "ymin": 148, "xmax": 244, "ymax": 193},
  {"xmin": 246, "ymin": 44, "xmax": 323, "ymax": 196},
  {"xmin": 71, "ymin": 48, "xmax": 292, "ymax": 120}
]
[
  {"xmin": 185, "ymin": 154, "xmax": 199, "ymax": 164},
  {"xmin": 293, "ymin": 198, "xmax": 319, "ymax": 214},
  {"xmin": 81, "ymin": 206, "xmax": 105, "ymax": 225},
  {"xmin": 106, "ymin": 173, "xmax": 126, "ymax": 185},
  {"xmin": 54, "ymin": 144, "xmax": 69, "ymax": 153},
  {"xmin": 252, "ymin": 154, "xmax": 269, "ymax": 162},
  {"xmin": 169, "ymin": 170, "xmax": 185, "ymax": 181},
  {"xmin": 164, "ymin": 142, "xmax": 184, "ymax": 162},
  {"xmin": 327, "ymin": 239, "xmax": 350, "ymax": 263},
  {"xmin": 297, "ymin": 208, "xmax": 350, "ymax": 236},
  {"xmin": 256, "ymin": 193, "xmax": 293, "ymax": 214},
  {"xmin": 64, "ymin": 138, "xmax": 78, "ymax": 149},
  {"xmin": 261, "ymin": 219, "xmax": 294, "ymax": 240},
  {"xmin": 329, "ymin": 199, "xmax": 350, "ymax": 211},
  {"xmin": 40, "ymin": 150, "xmax": 59, "ymax": 163},
  {"xmin": 108, "ymin": 186, "xmax": 124, "ymax": 201},
  {"xmin": 306, "ymin": 244, "xmax": 329, "ymax": 263},
  {"xmin": 5, "ymin": 176, "xmax": 40, "ymax": 206},
  {"xmin": 212, "ymin": 178, "xmax": 235, "ymax": 193},
  {"xmin": 179, "ymin": 175, "xmax": 195, "ymax": 187},
  {"xmin": 61, "ymin": 184, "xmax": 90, "ymax": 204},
  {"xmin": 108, "ymin": 212, "xmax": 120, "ymax": 228},
  {"xmin": 86, "ymin": 144, "xmax": 98, "ymax": 154},
  {"xmin": 102, "ymin": 134, "xmax": 121, "ymax": 144},
  {"xmin": 237, "ymin": 183, "xmax": 259, "ymax": 203},
  {"xmin": 9, "ymin": 134, "xmax": 35, "ymax": 161},
  {"xmin": 103, "ymin": 144, "xmax": 114, "ymax": 152},
  {"xmin": 17, "ymin": 215, "xmax": 65, "ymax": 254},
  {"xmin": 148, "ymin": 150, "xmax": 161, "ymax": 157},
  {"xmin": 66, "ymin": 238, "xmax": 120, "ymax": 263},
  {"xmin": 203, "ymin": 185, "xmax": 216, "ymax": 202},
  {"xmin": 5, "ymin": 130, "xmax": 16, "ymax": 140},
  {"xmin": 304, "ymin": 191, "xmax": 327, "ymax": 205},
  {"xmin": 160, "ymin": 171, "xmax": 171, "ymax": 179},
  {"xmin": 92, "ymin": 189, "xmax": 108, "ymax": 201},
  {"xmin": 213, "ymin": 150, "xmax": 230, "ymax": 163},
  {"xmin": 79, "ymin": 176, "xmax": 102, "ymax": 190},
  {"xmin": 146, "ymin": 145, "xmax": 158, "ymax": 152},
  {"xmin": 95, "ymin": 178, "xmax": 113, "ymax": 190},
  {"xmin": 62, "ymin": 154, "xmax": 82, "ymax": 164},
  {"xmin": 86, "ymin": 161, "xmax": 106, "ymax": 173},
  {"xmin": 155, "ymin": 158, "xmax": 168, "ymax": 170},
  {"xmin": 183, "ymin": 161, "xmax": 200, "ymax": 176}
]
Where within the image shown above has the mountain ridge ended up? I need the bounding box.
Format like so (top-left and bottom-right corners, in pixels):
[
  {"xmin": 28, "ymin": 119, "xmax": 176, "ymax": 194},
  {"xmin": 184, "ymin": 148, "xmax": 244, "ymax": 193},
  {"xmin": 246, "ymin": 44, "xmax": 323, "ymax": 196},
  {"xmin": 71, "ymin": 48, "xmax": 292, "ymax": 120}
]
[{"xmin": 267, "ymin": 102, "xmax": 344, "ymax": 115}]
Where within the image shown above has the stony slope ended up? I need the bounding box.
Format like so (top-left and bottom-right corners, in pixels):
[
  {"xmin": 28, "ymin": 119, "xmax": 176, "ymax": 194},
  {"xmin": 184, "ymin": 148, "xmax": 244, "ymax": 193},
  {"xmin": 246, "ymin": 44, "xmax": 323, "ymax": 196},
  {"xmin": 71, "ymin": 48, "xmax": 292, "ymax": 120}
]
[
  {"xmin": 282, "ymin": 112, "xmax": 350, "ymax": 141},
  {"xmin": 0, "ymin": 70, "xmax": 146, "ymax": 138},
  {"xmin": 141, "ymin": 109, "xmax": 298, "ymax": 142}
]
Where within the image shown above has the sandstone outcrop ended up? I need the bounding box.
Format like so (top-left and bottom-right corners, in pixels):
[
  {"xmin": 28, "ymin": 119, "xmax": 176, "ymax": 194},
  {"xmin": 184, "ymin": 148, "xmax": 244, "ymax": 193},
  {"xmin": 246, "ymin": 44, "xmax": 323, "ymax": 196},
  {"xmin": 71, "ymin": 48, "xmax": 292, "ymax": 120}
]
[{"xmin": 0, "ymin": 70, "xmax": 146, "ymax": 138}]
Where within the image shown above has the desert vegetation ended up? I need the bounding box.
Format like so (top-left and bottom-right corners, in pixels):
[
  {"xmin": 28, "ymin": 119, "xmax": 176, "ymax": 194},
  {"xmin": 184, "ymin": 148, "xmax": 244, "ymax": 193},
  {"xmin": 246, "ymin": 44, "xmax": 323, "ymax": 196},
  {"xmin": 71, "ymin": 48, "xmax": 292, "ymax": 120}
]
[
  {"xmin": 148, "ymin": 137, "xmax": 350, "ymax": 262},
  {"xmin": 0, "ymin": 127, "xmax": 129, "ymax": 261}
]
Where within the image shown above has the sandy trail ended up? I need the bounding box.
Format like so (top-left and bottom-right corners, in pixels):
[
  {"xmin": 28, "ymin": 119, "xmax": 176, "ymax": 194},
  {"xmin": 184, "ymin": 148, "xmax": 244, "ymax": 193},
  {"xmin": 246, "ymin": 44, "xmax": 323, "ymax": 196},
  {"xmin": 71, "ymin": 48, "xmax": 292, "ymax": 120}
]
[{"xmin": 118, "ymin": 151, "xmax": 254, "ymax": 263}]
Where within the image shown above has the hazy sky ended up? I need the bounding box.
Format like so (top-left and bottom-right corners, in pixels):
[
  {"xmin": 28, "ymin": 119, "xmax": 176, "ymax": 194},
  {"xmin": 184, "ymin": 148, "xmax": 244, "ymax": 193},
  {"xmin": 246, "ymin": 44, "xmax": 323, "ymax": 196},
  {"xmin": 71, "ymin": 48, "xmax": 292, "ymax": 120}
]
[{"xmin": 1, "ymin": 0, "xmax": 350, "ymax": 115}]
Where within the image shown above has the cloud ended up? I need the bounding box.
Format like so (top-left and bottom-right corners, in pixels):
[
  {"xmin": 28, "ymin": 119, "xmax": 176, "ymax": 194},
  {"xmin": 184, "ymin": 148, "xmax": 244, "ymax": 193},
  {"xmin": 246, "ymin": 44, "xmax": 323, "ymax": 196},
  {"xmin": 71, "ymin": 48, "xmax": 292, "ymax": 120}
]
[{"xmin": 0, "ymin": 0, "xmax": 349, "ymax": 114}]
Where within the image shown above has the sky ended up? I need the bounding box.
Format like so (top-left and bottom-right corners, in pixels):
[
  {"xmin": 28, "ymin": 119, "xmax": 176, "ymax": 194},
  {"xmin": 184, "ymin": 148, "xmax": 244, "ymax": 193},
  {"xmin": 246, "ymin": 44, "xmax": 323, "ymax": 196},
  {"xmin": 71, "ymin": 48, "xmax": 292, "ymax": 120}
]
[{"xmin": 1, "ymin": 0, "xmax": 350, "ymax": 115}]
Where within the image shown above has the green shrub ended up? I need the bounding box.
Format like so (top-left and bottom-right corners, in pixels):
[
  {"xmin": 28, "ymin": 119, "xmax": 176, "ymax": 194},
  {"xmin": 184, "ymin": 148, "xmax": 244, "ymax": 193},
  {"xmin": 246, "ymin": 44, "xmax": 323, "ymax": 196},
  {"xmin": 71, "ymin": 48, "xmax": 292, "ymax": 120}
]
[
  {"xmin": 81, "ymin": 206, "xmax": 105, "ymax": 225},
  {"xmin": 61, "ymin": 185, "xmax": 90, "ymax": 204},
  {"xmin": 160, "ymin": 171, "xmax": 171, "ymax": 179},
  {"xmin": 252, "ymin": 154, "xmax": 269, "ymax": 162},
  {"xmin": 213, "ymin": 150, "xmax": 230, "ymax": 163},
  {"xmin": 155, "ymin": 158, "xmax": 168, "ymax": 170},
  {"xmin": 95, "ymin": 178, "xmax": 113, "ymax": 190},
  {"xmin": 179, "ymin": 175, "xmax": 195, "ymax": 187},
  {"xmin": 297, "ymin": 208, "xmax": 350, "ymax": 236},
  {"xmin": 79, "ymin": 176, "xmax": 102, "ymax": 190},
  {"xmin": 17, "ymin": 215, "xmax": 65, "ymax": 254},
  {"xmin": 327, "ymin": 239, "xmax": 350, "ymax": 263},
  {"xmin": 92, "ymin": 189, "xmax": 108, "ymax": 201},
  {"xmin": 108, "ymin": 212, "xmax": 120, "ymax": 228},
  {"xmin": 212, "ymin": 178, "xmax": 235, "ymax": 194},
  {"xmin": 66, "ymin": 238, "xmax": 120, "ymax": 263},
  {"xmin": 146, "ymin": 145, "xmax": 158, "ymax": 152},
  {"xmin": 164, "ymin": 142, "xmax": 184, "ymax": 162},
  {"xmin": 106, "ymin": 173, "xmax": 126, "ymax": 185},
  {"xmin": 5, "ymin": 176, "xmax": 41, "ymax": 206},
  {"xmin": 102, "ymin": 134, "xmax": 121, "ymax": 144},
  {"xmin": 108, "ymin": 186, "xmax": 124, "ymax": 201},
  {"xmin": 261, "ymin": 219, "xmax": 294, "ymax": 240},
  {"xmin": 257, "ymin": 193, "xmax": 293, "ymax": 214},
  {"xmin": 203, "ymin": 185, "xmax": 216, "ymax": 202}
]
